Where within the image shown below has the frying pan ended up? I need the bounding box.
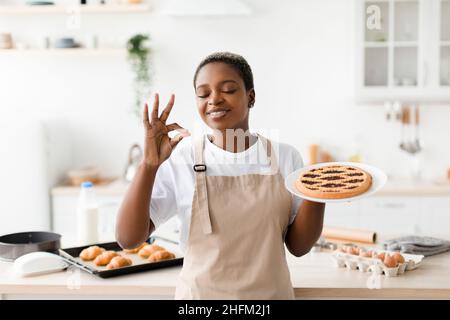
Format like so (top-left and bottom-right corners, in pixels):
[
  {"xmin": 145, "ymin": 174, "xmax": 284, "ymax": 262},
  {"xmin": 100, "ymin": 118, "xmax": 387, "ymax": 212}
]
[{"xmin": 0, "ymin": 231, "xmax": 61, "ymax": 262}]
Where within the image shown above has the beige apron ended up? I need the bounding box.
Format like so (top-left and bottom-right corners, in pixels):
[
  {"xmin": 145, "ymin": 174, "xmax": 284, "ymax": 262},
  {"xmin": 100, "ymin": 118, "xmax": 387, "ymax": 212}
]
[{"xmin": 175, "ymin": 134, "xmax": 295, "ymax": 300}]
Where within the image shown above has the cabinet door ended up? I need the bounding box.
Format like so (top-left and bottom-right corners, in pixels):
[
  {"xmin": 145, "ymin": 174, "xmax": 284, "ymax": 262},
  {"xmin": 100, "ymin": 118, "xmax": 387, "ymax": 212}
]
[
  {"xmin": 52, "ymin": 195, "xmax": 78, "ymax": 241},
  {"xmin": 358, "ymin": 196, "xmax": 421, "ymax": 234},
  {"xmin": 356, "ymin": 0, "xmax": 450, "ymax": 102},
  {"xmin": 52, "ymin": 194, "xmax": 124, "ymax": 246},
  {"xmin": 417, "ymin": 197, "xmax": 450, "ymax": 236},
  {"xmin": 324, "ymin": 201, "xmax": 361, "ymax": 229},
  {"xmin": 357, "ymin": 0, "xmax": 420, "ymax": 101},
  {"xmin": 439, "ymin": 0, "xmax": 450, "ymax": 88}
]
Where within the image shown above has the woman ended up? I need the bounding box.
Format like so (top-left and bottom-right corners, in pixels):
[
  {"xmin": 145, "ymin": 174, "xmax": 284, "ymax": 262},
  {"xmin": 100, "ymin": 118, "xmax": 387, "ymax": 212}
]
[{"xmin": 116, "ymin": 52, "xmax": 325, "ymax": 299}]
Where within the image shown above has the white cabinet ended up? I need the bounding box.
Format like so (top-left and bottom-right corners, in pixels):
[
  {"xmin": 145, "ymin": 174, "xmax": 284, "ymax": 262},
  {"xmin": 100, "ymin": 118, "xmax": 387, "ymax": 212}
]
[
  {"xmin": 356, "ymin": 0, "xmax": 450, "ymax": 102},
  {"xmin": 324, "ymin": 196, "xmax": 450, "ymax": 237},
  {"xmin": 417, "ymin": 197, "xmax": 450, "ymax": 236},
  {"xmin": 51, "ymin": 192, "xmax": 180, "ymax": 247},
  {"xmin": 324, "ymin": 201, "xmax": 362, "ymax": 228},
  {"xmin": 52, "ymin": 194, "xmax": 123, "ymax": 246},
  {"xmin": 439, "ymin": 0, "xmax": 450, "ymax": 87},
  {"xmin": 358, "ymin": 197, "xmax": 421, "ymax": 234}
]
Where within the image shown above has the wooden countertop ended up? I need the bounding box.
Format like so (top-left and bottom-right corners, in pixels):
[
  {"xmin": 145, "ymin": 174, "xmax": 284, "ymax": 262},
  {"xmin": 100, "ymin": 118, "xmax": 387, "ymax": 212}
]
[
  {"xmin": 51, "ymin": 178, "xmax": 450, "ymax": 197},
  {"xmin": 1, "ymin": 250, "xmax": 450, "ymax": 299}
]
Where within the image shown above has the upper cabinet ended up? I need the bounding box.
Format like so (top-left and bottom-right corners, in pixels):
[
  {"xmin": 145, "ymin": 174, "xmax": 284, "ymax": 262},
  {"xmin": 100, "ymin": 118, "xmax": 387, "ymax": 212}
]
[
  {"xmin": 440, "ymin": 0, "xmax": 450, "ymax": 87},
  {"xmin": 356, "ymin": 0, "xmax": 450, "ymax": 103}
]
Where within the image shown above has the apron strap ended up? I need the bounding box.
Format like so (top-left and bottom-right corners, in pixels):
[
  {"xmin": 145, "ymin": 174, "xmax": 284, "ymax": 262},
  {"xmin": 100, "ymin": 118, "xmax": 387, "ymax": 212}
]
[
  {"xmin": 193, "ymin": 135, "xmax": 212, "ymax": 235},
  {"xmin": 256, "ymin": 134, "xmax": 280, "ymax": 175}
]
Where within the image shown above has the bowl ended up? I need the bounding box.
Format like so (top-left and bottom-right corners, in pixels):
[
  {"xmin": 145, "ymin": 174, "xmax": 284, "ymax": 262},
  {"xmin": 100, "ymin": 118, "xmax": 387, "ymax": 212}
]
[
  {"xmin": 67, "ymin": 166, "xmax": 100, "ymax": 186},
  {"xmin": 54, "ymin": 38, "xmax": 78, "ymax": 49}
]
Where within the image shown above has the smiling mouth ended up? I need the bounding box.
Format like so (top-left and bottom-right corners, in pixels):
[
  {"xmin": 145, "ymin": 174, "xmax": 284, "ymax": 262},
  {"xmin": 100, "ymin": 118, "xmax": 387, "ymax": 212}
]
[{"xmin": 207, "ymin": 110, "xmax": 230, "ymax": 119}]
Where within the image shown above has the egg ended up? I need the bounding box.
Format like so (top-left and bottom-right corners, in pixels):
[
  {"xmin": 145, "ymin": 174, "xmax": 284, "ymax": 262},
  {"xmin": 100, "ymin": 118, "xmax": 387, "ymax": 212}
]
[
  {"xmin": 359, "ymin": 249, "xmax": 372, "ymax": 258},
  {"xmin": 344, "ymin": 246, "xmax": 354, "ymax": 254},
  {"xmin": 392, "ymin": 252, "xmax": 405, "ymax": 264},
  {"xmin": 377, "ymin": 252, "xmax": 386, "ymax": 261},
  {"xmin": 384, "ymin": 254, "xmax": 398, "ymax": 268}
]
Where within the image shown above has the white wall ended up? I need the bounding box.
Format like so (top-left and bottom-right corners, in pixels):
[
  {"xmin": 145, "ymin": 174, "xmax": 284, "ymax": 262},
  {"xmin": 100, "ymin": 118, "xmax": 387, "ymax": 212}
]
[{"xmin": 1, "ymin": 0, "xmax": 449, "ymax": 232}]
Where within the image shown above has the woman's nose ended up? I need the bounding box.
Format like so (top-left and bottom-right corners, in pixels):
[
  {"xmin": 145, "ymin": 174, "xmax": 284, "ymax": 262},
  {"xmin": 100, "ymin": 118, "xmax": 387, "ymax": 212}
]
[{"xmin": 208, "ymin": 91, "xmax": 223, "ymax": 105}]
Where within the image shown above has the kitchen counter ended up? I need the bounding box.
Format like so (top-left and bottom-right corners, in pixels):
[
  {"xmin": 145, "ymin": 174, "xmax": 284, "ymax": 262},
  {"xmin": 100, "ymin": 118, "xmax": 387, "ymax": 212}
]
[
  {"xmin": 51, "ymin": 179, "xmax": 128, "ymax": 197},
  {"xmin": 1, "ymin": 250, "xmax": 450, "ymax": 299},
  {"xmin": 376, "ymin": 178, "xmax": 450, "ymax": 196},
  {"xmin": 51, "ymin": 178, "xmax": 450, "ymax": 197}
]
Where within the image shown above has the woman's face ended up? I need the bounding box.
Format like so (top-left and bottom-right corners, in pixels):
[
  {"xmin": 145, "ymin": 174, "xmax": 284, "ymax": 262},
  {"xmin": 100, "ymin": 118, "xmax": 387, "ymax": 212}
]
[{"xmin": 195, "ymin": 62, "xmax": 255, "ymax": 131}]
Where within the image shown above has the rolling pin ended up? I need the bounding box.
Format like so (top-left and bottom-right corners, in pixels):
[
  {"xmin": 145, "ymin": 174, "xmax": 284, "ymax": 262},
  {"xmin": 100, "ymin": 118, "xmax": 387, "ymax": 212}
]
[{"xmin": 322, "ymin": 226, "xmax": 377, "ymax": 244}]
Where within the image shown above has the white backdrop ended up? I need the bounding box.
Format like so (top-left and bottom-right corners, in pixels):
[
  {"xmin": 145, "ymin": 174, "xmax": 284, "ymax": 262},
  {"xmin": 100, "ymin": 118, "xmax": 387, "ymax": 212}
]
[{"xmin": 1, "ymin": 0, "xmax": 449, "ymax": 234}]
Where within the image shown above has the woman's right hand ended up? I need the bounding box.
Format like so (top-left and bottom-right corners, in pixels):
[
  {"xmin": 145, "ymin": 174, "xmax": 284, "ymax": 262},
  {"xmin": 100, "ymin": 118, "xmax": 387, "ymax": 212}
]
[{"xmin": 142, "ymin": 93, "xmax": 189, "ymax": 169}]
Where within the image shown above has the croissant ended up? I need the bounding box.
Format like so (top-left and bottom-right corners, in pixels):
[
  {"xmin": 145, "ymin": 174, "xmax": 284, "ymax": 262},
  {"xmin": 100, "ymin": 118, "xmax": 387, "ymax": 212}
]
[
  {"xmin": 138, "ymin": 244, "xmax": 165, "ymax": 259},
  {"xmin": 79, "ymin": 246, "xmax": 105, "ymax": 261},
  {"xmin": 106, "ymin": 256, "xmax": 132, "ymax": 270},
  {"xmin": 123, "ymin": 243, "xmax": 147, "ymax": 254},
  {"xmin": 94, "ymin": 251, "xmax": 119, "ymax": 266},
  {"xmin": 148, "ymin": 250, "xmax": 175, "ymax": 263}
]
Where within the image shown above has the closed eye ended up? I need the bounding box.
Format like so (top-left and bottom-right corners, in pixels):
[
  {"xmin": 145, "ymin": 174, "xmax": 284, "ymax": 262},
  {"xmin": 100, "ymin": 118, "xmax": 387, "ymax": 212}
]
[{"xmin": 196, "ymin": 89, "xmax": 237, "ymax": 98}]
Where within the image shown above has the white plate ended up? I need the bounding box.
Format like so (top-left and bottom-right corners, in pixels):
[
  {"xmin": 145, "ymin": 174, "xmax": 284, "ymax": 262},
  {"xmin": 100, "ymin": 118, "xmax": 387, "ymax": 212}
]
[{"xmin": 285, "ymin": 161, "xmax": 387, "ymax": 203}]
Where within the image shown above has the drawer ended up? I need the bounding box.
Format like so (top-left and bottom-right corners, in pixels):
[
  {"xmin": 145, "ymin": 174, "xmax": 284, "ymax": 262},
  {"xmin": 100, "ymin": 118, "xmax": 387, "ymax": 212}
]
[
  {"xmin": 324, "ymin": 201, "xmax": 361, "ymax": 229},
  {"xmin": 358, "ymin": 197, "xmax": 421, "ymax": 234}
]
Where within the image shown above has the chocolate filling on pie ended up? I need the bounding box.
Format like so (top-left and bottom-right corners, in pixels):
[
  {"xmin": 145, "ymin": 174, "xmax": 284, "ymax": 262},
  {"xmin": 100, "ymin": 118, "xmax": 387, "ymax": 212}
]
[
  {"xmin": 347, "ymin": 172, "xmax": 364, "ymax": 177},
  {"xmin": 303, "ymin": 174, "xmax": 320, "ymax": 178},
  {"xmin": 322, "ymin": 170, "xmax": 344, "ymax": 174},
  {"xmin": 301, "ymin": 180, "xmax": 319, "ymax": 185},
  {"xmin": 320, "ymin": 183, "xmax": 346, "ymax": 188},
  {"xmin": 320, "ymin": 176, "xmax": 344, "ymax": 181}
]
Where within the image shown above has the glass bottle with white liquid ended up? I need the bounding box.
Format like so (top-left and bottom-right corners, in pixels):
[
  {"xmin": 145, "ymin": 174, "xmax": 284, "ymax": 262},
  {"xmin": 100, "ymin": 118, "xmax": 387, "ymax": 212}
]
[{"xmin": 76, "ymin": 181, "xmax": 99, "ymax": 246}]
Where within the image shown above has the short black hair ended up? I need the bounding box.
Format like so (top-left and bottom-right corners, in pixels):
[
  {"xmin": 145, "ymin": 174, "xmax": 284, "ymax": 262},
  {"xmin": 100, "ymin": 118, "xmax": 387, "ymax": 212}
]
[{"xmin": 193, "ymin": 52, "xmax": 254, "ymax": 91}]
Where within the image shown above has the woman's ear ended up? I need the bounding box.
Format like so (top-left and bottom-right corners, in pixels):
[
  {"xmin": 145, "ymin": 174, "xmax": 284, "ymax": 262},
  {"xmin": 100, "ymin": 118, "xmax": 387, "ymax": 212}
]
[{"xmin": 248, "ymin": 89, "xmax": 256, "ymax": 108}]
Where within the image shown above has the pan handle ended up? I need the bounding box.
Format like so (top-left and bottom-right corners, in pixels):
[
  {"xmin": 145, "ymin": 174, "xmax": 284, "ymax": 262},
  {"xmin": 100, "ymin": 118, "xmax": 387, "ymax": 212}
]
[{"xmin": 58, "ymin": 250, "xmax": 97, "ymax": 275}]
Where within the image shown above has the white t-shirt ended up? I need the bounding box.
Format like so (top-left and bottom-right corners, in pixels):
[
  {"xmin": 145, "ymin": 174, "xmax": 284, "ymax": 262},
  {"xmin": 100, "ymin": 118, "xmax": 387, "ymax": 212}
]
[{"xmin": 150, "ymin": 134, "xmax": 304, "ymax": 252}]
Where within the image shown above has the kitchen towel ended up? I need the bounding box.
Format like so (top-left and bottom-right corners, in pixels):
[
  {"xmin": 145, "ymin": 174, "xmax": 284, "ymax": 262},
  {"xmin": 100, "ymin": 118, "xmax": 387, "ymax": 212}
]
[{"xmin": 382, "ymin": 236, "xmax": 450, "ymax": 257}]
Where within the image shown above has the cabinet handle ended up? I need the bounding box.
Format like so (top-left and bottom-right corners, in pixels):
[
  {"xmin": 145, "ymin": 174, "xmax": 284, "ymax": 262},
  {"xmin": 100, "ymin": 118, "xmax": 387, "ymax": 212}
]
[{"xmin": 379, "ymin": 203, "xmax": 405, "ymax": 209}]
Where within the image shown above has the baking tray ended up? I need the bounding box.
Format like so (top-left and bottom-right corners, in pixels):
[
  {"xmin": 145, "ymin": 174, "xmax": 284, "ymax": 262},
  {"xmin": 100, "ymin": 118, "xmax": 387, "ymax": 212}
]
[{"xmin": 59, "ymin": 237, "xmax": 183, "ymax": 278}]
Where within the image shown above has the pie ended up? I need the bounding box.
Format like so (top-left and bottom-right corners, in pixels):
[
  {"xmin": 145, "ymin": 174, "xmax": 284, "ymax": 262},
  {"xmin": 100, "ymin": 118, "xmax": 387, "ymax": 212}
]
[{"xmin": 295, "ymin": 165, "xmax": 372, "ymax": 199}]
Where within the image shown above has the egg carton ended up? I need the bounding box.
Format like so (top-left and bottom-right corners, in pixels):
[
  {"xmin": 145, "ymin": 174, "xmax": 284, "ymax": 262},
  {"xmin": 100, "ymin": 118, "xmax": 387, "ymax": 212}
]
[{"xmin": 331, "ymin": 250, "xmax": 424, "ymax": 277}]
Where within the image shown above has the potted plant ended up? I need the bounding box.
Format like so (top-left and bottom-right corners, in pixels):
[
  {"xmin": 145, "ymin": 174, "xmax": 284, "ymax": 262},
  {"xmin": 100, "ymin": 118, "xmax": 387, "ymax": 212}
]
[{"xmin": 127, "ymin": 33, "xmax": 152, "ymax": 118}]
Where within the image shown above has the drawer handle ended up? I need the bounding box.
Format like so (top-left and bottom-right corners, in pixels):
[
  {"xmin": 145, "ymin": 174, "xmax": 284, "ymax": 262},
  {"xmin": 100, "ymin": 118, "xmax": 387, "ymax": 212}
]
[{"xmin": 380, "ymin": 203, "xmax": 405, "ymax": 209}]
